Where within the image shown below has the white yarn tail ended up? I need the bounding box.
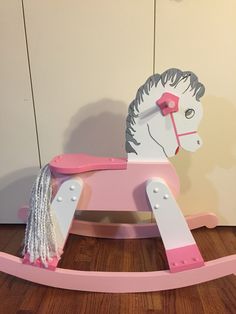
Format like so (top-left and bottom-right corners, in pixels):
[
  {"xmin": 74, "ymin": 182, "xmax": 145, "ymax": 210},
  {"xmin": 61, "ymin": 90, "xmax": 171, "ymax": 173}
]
[{"xmin": 23, "ymin": 164, "xmax": 59, "ymax": 267}]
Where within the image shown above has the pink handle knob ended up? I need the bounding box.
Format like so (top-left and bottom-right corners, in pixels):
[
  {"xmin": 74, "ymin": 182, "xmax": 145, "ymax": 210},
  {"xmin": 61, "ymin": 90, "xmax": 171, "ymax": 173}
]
[{"xmin": 156, "ymin": 92, "xmax": 179, "ymax": 116}]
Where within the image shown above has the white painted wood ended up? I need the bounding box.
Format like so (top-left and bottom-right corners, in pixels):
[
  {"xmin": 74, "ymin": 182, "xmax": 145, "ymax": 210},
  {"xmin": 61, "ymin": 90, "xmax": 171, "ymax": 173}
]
[
  {"xmin": 0, "ymin": 0, "xmax": 39, "ymax": 222},
  {"xmin": 146, "ymin": 178, "xmax": 196, "ymax": 250},
  {"xmin": 51, "ymin": 178, "xmax": 83, "ymax": 249},
  {"xmin": 127, "ymin": 73, "xmax": 203, "ymax": 162}
]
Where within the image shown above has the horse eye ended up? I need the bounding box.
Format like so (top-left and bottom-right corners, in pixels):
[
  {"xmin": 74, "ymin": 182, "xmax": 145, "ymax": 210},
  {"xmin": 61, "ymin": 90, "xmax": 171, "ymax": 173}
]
[{"xmin": 185, "ymin": 109, "xmax": 195, "ymax": 119}]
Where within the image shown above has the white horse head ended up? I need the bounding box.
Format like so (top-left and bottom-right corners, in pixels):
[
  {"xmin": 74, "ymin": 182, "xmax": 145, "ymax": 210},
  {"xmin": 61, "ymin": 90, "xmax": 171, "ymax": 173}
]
[{"xmin": 126, "ymin": 68, "xmax": 205, "ymax": 161}]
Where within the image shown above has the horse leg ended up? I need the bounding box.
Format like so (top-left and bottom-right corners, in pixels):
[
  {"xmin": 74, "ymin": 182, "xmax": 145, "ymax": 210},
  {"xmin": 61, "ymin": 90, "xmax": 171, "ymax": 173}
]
[
  {"xmin": 23, "ymin": 177, "xmax": 83, "ymax": 269},
  {"xmin": 51, "ymin": 178, "xmax": 83, "ymax": 262},
  {"xmin": 146, "ymin": 178, "xmax": 204, "ymax": 273}
]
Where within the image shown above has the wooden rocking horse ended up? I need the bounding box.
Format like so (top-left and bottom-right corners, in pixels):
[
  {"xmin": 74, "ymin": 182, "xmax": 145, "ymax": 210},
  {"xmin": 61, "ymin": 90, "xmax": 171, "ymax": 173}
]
[{"xmin": 0, "ymin": 68, "xmax": 235, "ymax": 292}]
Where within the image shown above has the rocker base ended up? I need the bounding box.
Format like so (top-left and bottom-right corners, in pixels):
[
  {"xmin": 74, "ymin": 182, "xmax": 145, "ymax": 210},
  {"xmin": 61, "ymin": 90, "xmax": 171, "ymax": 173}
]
[
  {"xmin": 20, "ymin": 212, "xmax": 218, "ymax": 270},
  {"xmin": 70, "ymin": 212, "xmax": 218, "ymax": 239},
  {"xmin": 0, "ymin": 252, "xmax": 235, "ymax": 293}
]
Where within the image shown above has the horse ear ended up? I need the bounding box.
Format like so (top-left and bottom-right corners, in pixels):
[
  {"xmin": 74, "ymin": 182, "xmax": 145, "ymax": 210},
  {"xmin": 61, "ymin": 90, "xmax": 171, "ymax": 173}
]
[{"xmin": 156, "ymin": 92, "xmax": 179, "ymax": 116}]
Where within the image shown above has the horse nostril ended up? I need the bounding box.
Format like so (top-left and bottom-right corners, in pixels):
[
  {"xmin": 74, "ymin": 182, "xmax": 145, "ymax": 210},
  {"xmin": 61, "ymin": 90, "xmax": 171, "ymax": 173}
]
[{"xmin": 197, "ymin": 140, "xmax": 201, "ymax": 145}]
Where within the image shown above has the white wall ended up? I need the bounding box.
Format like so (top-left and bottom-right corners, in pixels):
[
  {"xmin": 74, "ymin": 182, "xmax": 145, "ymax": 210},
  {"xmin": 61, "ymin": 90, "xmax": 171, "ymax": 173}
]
[
  {"xmin": 1, "ymin": 0, "xmax": 236, "ymax": 225},
  {"xmin": 155, "ymin": 0, "xmax": 236, "ymax": 225}
]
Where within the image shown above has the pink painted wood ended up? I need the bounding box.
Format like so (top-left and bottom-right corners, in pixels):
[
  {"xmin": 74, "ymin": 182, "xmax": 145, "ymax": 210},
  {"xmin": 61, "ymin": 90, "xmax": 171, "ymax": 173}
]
[
  {"xmin": 166, "ymin": 244, "xmax": 204, "ymax": 273},
  {"xmin": 18, "ymin": 208, "xmax": 218, "ymax": 239},
  {"xmin": 19, "ymin": 210, "xmax": 218, "ymax": 271},
  {"xmin": 23, "ymin": 253, "xmax": 59, "ymax": 270},
  {"xmin": 50, "ymin": 154, "xmax": 127, "ymax": 174},
  {"xmin": 70, "ymin": 212, "xmax": 218, "ymax": 239},
  {"xmin": 156, "ymin": 92, "xmax": 179, "ymax": 116},
  {"xmin": 0, "ymin": 252, "xmax": 235, "ymax": 292},
  {"xmin": 49, "ymin": 154, "xmax": 180, "ymax": 211},
  {"xmin": 62, "ymin": 162, "xmax": 179, "ymax": 211}
]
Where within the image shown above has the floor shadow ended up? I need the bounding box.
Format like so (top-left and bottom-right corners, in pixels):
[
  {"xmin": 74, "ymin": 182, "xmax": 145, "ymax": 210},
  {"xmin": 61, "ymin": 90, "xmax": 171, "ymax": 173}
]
[{"xmin": 171, "ymin": 96, "xmax": 236, "ymax": 224}]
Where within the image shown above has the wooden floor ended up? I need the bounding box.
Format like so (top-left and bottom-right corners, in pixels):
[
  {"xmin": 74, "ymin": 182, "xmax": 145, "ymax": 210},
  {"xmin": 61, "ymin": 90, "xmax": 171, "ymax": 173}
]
[{"xmin": 0, "ymin": 225, "xmax": 235, "ymax": 314}]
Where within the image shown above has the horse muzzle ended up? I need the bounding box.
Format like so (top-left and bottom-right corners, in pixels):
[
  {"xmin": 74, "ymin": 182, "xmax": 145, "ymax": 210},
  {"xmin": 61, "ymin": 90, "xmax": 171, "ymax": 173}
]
[{"xmin": 179, "ymin": 133, "xmax": 202, "ymax": 152}]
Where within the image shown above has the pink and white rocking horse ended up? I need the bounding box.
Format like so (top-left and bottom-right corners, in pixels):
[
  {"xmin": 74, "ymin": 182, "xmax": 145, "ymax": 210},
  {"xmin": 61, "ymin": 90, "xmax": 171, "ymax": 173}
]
[{"xmin": 0, "ymin": 68, "xmax": 235, "ymax": 292}]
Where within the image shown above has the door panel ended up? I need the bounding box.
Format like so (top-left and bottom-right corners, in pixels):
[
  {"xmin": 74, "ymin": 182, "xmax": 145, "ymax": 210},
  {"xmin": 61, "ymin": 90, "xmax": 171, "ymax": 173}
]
[
  {"xmin": 23, "ymin": 0, "xmax": 154, "ymax": 163},
  {"xmin": 24, "ymin": 0, "xmax": 154, "ymax": 223},
  {"xmin": 0, "ymin": 0, "xmax": 39, "ymax": 223}
]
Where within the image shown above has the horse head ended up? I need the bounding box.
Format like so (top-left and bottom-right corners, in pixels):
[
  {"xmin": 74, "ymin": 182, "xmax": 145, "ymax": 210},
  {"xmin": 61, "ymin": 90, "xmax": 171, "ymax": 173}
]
[{"xmin": 126, "ymin": 68, "xmax": 205, "ymax": 161}]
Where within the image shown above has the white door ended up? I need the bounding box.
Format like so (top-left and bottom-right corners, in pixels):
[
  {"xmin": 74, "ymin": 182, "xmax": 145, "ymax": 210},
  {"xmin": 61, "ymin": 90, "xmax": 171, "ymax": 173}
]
[
  {"xmin": 0, "ymin": 0, "xmax": 39, "ymax": 222},
  {"xmin": 23, "ymin": 0, "xmax": 154, "ymax": 223}
]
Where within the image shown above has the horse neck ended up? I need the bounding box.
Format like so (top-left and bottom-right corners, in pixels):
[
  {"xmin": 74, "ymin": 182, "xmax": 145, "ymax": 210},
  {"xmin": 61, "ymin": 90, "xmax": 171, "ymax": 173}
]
[{"xmin": 127, "ymin": 122, "xmax": 168, "ymax": 162}]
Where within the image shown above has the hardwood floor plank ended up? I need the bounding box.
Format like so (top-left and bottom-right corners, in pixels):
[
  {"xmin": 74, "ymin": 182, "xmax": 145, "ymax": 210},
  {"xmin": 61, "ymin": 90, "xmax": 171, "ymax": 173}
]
[{"xmin": 0, "ymin": 225, "xmax": 235, "ymax": 314}]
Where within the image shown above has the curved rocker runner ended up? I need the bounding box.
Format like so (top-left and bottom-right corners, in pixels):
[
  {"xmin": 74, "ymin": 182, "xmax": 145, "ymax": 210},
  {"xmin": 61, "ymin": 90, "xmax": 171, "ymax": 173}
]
[
  {"xmin": 0, "ymin": 253, "xmax": 235, "ymax": 293},
  {"xmin": 1, "ymin": 68, "xmax": 235, "ymax": 292}
]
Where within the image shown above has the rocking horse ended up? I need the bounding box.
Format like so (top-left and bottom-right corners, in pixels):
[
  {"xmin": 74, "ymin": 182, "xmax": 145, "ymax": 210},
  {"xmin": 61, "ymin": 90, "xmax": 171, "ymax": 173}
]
[{"xmin": 0, "ymin": 68, "xmax": 235, "ymax": 292}]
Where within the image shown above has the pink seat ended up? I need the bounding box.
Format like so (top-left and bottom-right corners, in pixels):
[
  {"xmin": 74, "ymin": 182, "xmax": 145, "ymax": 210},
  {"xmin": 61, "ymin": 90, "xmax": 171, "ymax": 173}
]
[{"xmin": 50, "ymin": 153, "xmax": 127, "ymax": 174}]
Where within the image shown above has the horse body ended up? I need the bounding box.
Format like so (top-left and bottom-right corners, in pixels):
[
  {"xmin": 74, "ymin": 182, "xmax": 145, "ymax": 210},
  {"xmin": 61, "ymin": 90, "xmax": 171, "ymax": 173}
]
[{"xmin": 74, "ymin": 160, "xmax": 180, "ymax": 211}]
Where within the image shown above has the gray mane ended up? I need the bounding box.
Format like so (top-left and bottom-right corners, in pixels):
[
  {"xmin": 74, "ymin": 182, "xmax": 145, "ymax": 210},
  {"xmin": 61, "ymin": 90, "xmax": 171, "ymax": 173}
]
[{"xmin": 125, "ymin": 68, "xmax": 205, "ymax": 154}]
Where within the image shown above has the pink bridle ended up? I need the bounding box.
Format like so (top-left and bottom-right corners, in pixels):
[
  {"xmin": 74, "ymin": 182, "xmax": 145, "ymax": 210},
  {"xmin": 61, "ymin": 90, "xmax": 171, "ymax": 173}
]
[{"xmin": 156, "ymin": 92, "xmax": 197, "ymax": 151}]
